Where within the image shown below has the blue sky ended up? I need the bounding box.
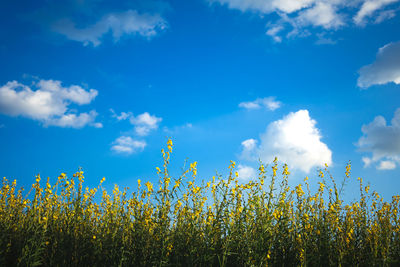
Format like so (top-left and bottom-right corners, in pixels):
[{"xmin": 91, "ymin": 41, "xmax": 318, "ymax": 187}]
[{"xmin": 1, "ymin": 0, "xmax": 400, "ymax": 202}]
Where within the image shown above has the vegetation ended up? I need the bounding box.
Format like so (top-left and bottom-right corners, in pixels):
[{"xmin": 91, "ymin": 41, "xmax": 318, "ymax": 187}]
[{"xmin": 1, "ymin": 139, "xmax": 400, "ymax": 266}]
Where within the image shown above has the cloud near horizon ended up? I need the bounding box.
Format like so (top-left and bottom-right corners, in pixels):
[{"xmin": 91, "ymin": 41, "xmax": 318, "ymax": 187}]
[
  {"xmin": 0, "ymin": 79, "xmax": 102, "ymax": 128},
  {"xmin": 241, "ymin": 109, "xmax": 332, "ymax": 173}
]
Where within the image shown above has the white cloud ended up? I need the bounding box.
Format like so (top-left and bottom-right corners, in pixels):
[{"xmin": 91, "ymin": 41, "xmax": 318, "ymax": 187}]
[
  {"xmin": 362, "ymin": 156, "xmax": 373, "ymax": 167},
  {"xmin": 242, "ymin": 110, "xmax": 332, "ymax": 173},
  {"xmin": 296, "ymin": 2, "xmax": 344, "ymax": 29},
  {"xmin": 240, "ymin": 138, "xmax": 258, "ymax": 160},
  {"xmin": 266, "ymin": 25, "xmax": 284, "ymax": 42},
  {"xmin": 357, "ymin": 108, "xmax": 400, "ymax": 170},
  {"xmin": 37, "ymin": 80, "xmax": 98, "ymax": 105},
  {"xmin": 110, "ymin": 110, "xmax": 162, "ymax": 136},
  {"xmin": 109, "ymin": 111, "xmax": 161, "ymax": 155},
  {"xmin": 45, "ymin": 110, "xmax": 102, "ymax": 128},
  {"xmin": 111, "ymin": 136, "xmax": 146, "ymax": 155},
  {"xmin": 354, "ymin": 0, "xmax": 399, "ymax": 25},
  {"xmin": 242, "ymin": 138, "xmax": 257, "ymax": 150},
  {"xmin": 377, "ymin": 160, "xmax": 396, "ymax": 170},
  {"xmin": 52, "ymin": 10, "xmax": 167, "ymax": 46},
  {"xmin": 130, "ymin": 112, "xmax": 162, "ymax": 136},
  {"xmin": 211, "ymin": 0, "xmax": 316, "ymax": 14},
  {"xmin": 0, "ymin": 79, "xmax": 101, "ymax": 128},
  {"xmin": 239, "ymin": 97, "xmax": 281, "ymax": 111},
  {"xmin": 358, "ymin": 41, "xmax": 400, "ymax": 88},
  {"xmin": 211, "ymin": 0, "xmax": 400, "ymax": 42},
  {"xmin": 237, "ymin": 164, "xmax": 257, "ymax": 181}
]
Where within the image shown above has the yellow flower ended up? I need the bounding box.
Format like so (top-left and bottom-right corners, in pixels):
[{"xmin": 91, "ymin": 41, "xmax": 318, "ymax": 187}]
[{"xmin": 167, "ymin": 139, "xmax": 173, "ymax": 152}]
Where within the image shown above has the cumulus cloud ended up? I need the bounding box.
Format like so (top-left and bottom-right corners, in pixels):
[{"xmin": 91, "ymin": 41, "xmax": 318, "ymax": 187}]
[
  {"xmin": 109, "ymin": 110, "xmax": 162, "ymax": 155},
  {"xmin": 357, "ymin": 108, "xmax": 400, "ymax": 170},
  {"xmin": 46, "ymin": 111, "xmax": 102, "ymax": 128},
  {"xmin": 358, "ymin": 41, "xmax": 400, "ymax": 88},
  {"xmin": 241, "ymin": 110, "xmax": 332, "ymax": 173},
  {"xmin": 110, "ymin": 110, "xmax": 162, "ymax": 136},
  {"xmin": 111, "ymin": 136, "xmax": 146, "ymax": 155},
  {"xmin": 210, "ymin": 0, "xmax": 400, "ymax": 42},
  {"xmin": 237, "ymin": 164, "xmax": 257, "ymax": 181},
  {"xmin": 239, "ymin": 97, "xmax": 281, "ymax": 111},
  {"xmin": 129, "ymin": 112, "xmax": 162, "ymax": 136},
  {"xmin": 52, "ymin": 10, "xmax": 167, "ymax": 46},
  {"xmin": 0, "ymin": 79, "xmax": 101, "ymax": 128},
  {"xmin": 377, "ymin": 160, "xmax": 396, "ymax": 170}
]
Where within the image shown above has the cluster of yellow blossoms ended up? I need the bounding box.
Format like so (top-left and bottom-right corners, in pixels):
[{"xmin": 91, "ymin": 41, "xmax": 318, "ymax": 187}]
[{"xmin": 0, "ymin": 139, "xmax": 399, "ymax": 266}]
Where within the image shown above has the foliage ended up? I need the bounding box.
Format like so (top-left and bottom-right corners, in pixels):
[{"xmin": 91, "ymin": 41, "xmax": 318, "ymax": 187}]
[{"xmin": 1, "ymin": 139, "xmax": 400, "ymax": 266}]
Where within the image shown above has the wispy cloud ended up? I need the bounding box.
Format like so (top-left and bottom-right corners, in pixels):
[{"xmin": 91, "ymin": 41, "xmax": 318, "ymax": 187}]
[
  {"xmin": 210, "ymin": 0, "xmax": 400, "ymax": 42},
  {"xmin": 357, "ymin": 108, "xmax": 400, "ymax": 170},
  {"xmin": 210, "ymin": 0, "xmax": 315, "ymax": 14},
  {"xmin": 354, "ymin": 0, "xmax": 399, "ymax": 25},
  {"xmin": 0, "ymin": 79, "xmax": 101, "ymax": 128},
  {"xmin": 110, "ymin": 109, "xmax": 132, "ymax": 121},
  {"xmin": 163, "ymin": 122, "xmax": 193, "ymax": 134},
  {"xmin": 239, "ymin": 97, "xmax": 281, "ymax": 111},
  {"xmin": 358, "ymin": 41, "xmax": 400, "ymax": 88},
  {"xmin": 52, "ymin": 10, "xmax": 167, "ymax": 46},
  {"xmin": 241, "ymin": 110, "xmax": 332, "ymax": 173}
]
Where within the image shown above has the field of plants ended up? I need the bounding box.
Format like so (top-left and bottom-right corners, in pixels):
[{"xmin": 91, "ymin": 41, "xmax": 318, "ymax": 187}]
[{"xmin": 1, "ymin": 139, "xmax": 400, "ymax": 266}]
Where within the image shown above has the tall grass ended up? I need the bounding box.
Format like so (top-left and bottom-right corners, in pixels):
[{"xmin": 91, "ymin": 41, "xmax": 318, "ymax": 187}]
[{"xmin": 1, "ymin": 139, "xmax": 399, "ymax": 266}]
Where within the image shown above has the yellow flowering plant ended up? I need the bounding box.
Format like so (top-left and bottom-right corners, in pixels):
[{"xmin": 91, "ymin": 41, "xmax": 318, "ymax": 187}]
[{"xmin": 0, "ymin": 139, "xmax": 399, "ymax": 266}]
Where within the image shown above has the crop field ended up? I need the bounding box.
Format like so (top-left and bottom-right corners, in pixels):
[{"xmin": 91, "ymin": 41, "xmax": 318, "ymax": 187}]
[{"xmin": 1, "ymin": 140, "xmax": 399, "ymax": 266}]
